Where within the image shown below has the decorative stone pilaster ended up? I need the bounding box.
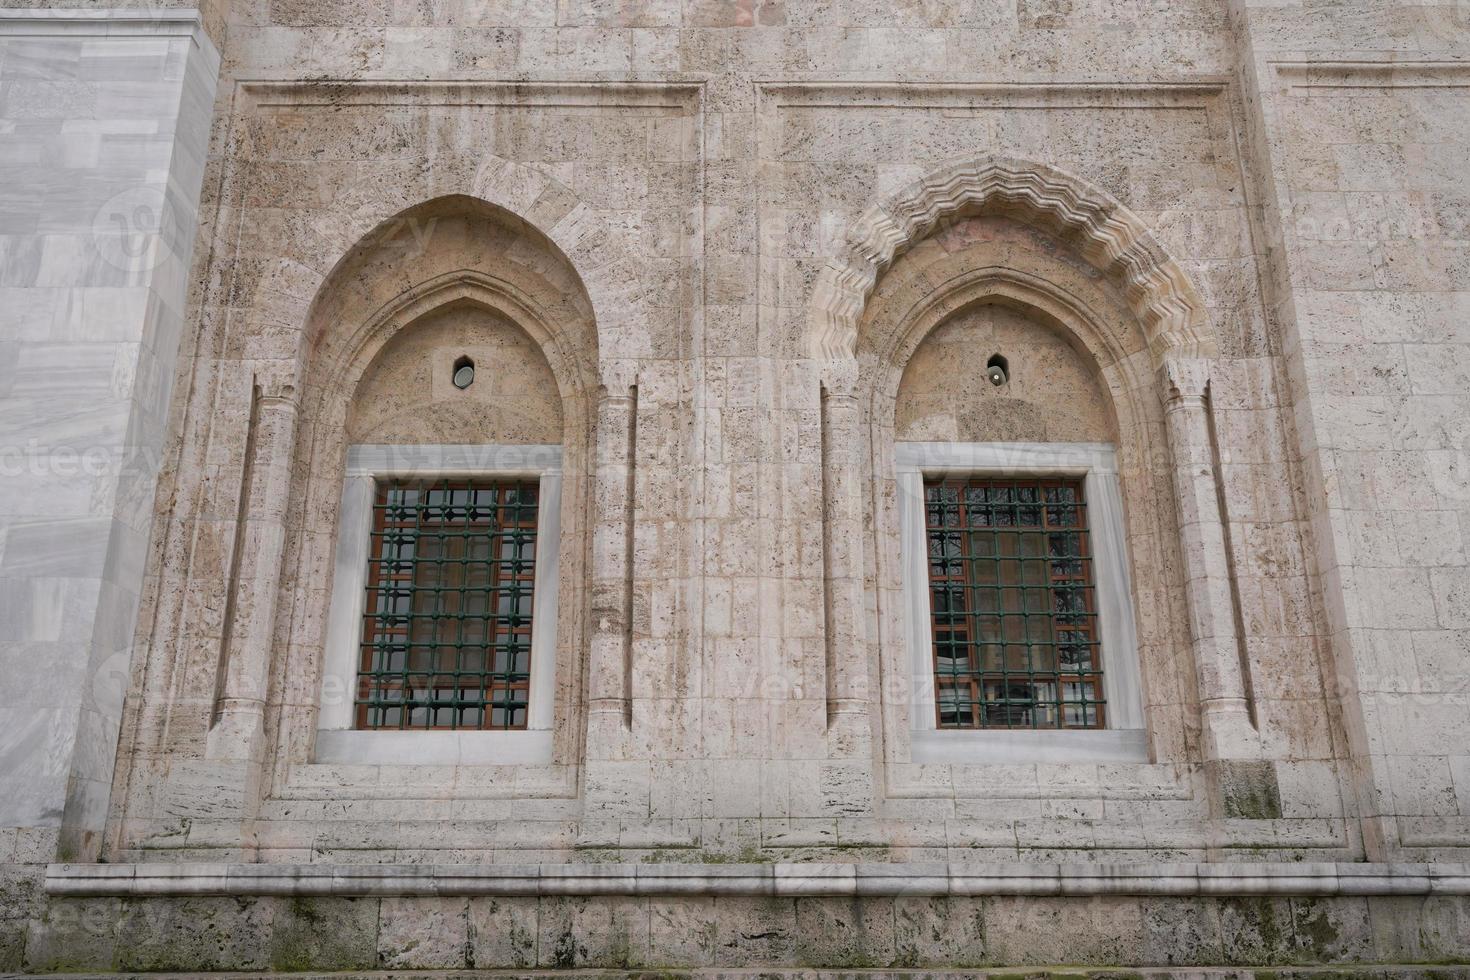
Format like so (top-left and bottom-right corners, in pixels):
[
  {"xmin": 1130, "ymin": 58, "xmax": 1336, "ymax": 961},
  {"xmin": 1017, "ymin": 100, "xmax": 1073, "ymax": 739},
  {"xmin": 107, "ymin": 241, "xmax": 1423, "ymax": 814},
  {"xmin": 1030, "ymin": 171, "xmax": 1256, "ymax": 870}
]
[
  {"xmin": 820, "ymin": 360, "xmax": 871, "ymax": 733},
  {"xmin": 1160, "ymin": 355, "xmax": 1260, "ymax": 765},
  {"xmin": 586, "ymin": 376, "xmax": 637, "ymax": 741},
  {"xmin": 206, "ymin": 381, "xmax": 301, "ymax": 766}
]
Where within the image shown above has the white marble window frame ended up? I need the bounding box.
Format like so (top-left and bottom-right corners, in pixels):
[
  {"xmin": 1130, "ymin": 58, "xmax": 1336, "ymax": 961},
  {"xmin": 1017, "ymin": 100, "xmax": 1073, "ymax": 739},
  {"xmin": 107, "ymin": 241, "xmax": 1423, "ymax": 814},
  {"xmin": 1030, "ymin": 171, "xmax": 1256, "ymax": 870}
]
[
  {"xmin": 896, "ymin": 441, "xmax": 1147, "ymax": 765},
  {"xmin": 315, "ymin": 444, "xmax": 563, "ymax": 766}
]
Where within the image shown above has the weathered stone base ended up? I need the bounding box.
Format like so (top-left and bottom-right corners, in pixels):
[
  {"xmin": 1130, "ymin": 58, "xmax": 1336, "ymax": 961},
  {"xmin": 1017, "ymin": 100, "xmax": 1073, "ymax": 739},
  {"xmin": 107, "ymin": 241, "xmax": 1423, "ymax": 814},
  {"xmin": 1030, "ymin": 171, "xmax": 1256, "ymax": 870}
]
[
  {"xmin": 4, "ymin": 887, "xmax": 1468, "ymax": 974},
  {"xmin": 6, "ymin": 972, "xmax": 1470, "ymax": 980}
]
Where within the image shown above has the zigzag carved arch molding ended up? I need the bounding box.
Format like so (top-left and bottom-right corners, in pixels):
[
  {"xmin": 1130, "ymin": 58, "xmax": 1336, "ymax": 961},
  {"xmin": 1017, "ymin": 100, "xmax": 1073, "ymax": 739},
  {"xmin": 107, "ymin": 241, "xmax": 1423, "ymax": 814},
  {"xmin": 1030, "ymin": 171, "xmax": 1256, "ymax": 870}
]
[{"xmin": 808, "ymin": 155, "xmax": 1217, "ymax": 367}]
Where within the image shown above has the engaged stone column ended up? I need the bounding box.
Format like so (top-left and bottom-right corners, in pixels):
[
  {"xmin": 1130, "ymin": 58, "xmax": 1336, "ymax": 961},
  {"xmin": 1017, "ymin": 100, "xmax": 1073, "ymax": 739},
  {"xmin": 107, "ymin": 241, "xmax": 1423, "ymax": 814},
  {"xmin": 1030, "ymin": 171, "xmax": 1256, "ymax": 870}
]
[
  {"xmin": 586, "ymin": 379, "xmax": 636, "ymax": 742},
  {"xmin": 821, "ymin": 362, "xmax": 871, "ymax": 731},
  {"xmin": 207, "ymin": 381, "xmax": 300, "ymax": 765},
  {"xmin": 1160, "ymin": 355, "xmax": 1260, "ymax": 764}
]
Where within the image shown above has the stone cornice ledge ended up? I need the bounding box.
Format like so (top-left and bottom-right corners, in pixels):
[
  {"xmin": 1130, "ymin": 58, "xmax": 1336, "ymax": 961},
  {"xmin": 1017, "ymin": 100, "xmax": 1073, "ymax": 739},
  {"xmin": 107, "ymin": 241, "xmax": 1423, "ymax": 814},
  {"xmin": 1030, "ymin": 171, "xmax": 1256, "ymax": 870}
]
[
  {"xmin": 0, "ymin": 7, "xmax": 207, "ymax": 40},
  {"xmin": 46, "ymin": 862, "xmax": 1470, "ymax": 899}
]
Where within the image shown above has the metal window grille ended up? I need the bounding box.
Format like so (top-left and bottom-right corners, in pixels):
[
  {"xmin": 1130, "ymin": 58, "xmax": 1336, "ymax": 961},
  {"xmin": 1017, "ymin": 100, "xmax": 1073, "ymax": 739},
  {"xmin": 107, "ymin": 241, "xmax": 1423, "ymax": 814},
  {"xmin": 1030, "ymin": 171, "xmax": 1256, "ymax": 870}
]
[
  {"xmin": 923, "ymin": 477, "xmax": 1104, "ymax": 730},
  {"xmin": 356, "ymin": 480, "xmax": 539, "ymax": 731}
]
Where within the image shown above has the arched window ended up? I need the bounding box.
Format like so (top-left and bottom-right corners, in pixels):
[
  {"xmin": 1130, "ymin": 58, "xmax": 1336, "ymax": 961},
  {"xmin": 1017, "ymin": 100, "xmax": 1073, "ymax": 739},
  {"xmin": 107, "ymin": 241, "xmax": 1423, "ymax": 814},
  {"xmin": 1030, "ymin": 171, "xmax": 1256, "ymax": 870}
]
[
  {"xmin": 818, "ymin": 158, "xmax": 1233, "ymax": 779},
  {"xmin": 281, "ymin": 197, "xmax": 600, "ymax": 772},
  {"xmin": 316, "ymin": 303, "xmax": 566, "ymax": 764},
  {"xmin": 892, "ymin": 298, "xmax": 1145, "ymax": 764}
]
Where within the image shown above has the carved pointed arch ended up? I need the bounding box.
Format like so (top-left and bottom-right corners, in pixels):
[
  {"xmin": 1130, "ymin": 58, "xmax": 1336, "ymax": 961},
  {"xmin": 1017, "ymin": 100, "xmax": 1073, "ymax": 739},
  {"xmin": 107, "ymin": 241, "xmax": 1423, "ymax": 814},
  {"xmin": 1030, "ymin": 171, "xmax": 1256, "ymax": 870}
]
[
  {"xmin": 809, "ymin": 155, "xmax": 1216, "ymax": 367},
  {"xmin": 301, "ymin": 194, "xmax": 600, "ymax": 397},
  {"xmin": 255, "ymin": 154, "xmax": 643, "ymax": 391}
]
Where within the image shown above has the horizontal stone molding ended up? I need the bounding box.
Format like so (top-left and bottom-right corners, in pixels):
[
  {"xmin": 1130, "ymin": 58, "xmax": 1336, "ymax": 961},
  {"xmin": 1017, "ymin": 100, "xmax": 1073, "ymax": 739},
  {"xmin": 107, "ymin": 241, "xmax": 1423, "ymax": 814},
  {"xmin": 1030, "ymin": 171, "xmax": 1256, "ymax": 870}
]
[
  {"xmin": 1272, "ymin": 58, "xmax": 1470, "ymax": 90},
  {"xmin": 0, "ymin": 7, "xmax": 208, "ymax": 40},
  {"xmin": 239, "ymin": 78, "xmax": 702, "ymax": 111},
  {"xmin": 760, "ymin": 79, "xmax": 1227, "ymax": 102},
  {"xmin": 47, "ymin": 862, "xmax": 1470, "ymax": 899}
]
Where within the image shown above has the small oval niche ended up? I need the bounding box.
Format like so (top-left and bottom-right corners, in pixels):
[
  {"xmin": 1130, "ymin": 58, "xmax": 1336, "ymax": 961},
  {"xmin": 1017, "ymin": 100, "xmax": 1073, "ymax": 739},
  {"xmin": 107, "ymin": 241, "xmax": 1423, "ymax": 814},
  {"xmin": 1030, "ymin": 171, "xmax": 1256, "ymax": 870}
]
[
  {"xmin": 451, "ymin": 355, "xmax": 475, "ymax": 390},
  {"xmin": 986, "ymin": 352, "xmax": 1009, "ymax": 387}
]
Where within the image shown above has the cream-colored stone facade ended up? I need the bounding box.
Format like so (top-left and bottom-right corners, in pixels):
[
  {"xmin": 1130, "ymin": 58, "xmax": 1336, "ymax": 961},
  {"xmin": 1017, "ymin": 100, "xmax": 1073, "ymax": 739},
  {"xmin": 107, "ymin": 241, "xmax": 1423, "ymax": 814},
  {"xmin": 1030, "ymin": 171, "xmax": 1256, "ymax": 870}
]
[{"xmin": 2, "ymin": 0, "xmax": 1470, "ymax": 972}]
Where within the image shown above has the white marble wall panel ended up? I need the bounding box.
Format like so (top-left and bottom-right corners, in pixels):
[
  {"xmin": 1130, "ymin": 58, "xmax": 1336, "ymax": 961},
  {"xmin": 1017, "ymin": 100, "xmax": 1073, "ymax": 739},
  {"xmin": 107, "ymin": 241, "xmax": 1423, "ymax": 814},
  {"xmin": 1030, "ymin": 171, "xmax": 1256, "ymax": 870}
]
[{"xmin": 0, "ymin": 8, "xmax": 217, "ymax": 859}]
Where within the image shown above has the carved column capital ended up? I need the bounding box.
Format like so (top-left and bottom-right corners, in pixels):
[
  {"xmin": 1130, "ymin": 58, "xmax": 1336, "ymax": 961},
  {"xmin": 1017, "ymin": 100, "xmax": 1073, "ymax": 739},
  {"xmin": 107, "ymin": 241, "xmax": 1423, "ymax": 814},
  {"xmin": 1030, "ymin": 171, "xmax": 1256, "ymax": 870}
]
[
  {"xmin": 819, "ymin": 356, "xmax": 859, "ymax": 400},
  {"xmin": 257, "ymin": 379, "xmax": 300, "ymax": 410},
  {"xmin": 1159, "ymin": 354, "xmax": 1211, "ymax": 404},
  {"xmin": 599, "ymin": 359, "xmax": 639, "ymax": 396}
]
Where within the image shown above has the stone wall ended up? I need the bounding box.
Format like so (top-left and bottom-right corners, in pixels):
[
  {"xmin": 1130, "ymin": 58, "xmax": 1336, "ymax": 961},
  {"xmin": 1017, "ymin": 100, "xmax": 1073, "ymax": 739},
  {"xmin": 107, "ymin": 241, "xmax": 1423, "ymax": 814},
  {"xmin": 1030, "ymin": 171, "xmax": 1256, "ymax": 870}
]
[
  {"xmin": 13, "ymin": 888, "xmax": 1470, "ymax": 972},
  {"xmin": 4, "ymin": 0, "xmax": 1464, "ymax": 868},
  {"xmin": 0, "ymin": 0, "xmax": 1468, "ymax": 971},
  {"xmin": 346, "ymin": 304, "xmax": 564, "ymax": 446},
  {"xmin": 895, "ymin": 293, "xmax": 1118, "ymax": 444}
]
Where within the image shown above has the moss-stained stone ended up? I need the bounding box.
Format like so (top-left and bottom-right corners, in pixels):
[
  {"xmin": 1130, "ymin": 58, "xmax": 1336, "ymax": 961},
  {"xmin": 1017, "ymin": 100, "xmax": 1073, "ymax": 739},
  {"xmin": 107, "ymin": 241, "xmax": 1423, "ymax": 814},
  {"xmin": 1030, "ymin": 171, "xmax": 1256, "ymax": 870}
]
[
  {"xmin": 984, "ymin": 896, "xmax": 1142, "ymax": 965},
  {"xmin": 894, "ymin": 896, "xmax": 987, "ymax": 968},
  {"xmin": 5, "ymin": 891, "xmax": 1470, "ymax": 972},
  {"xmin": 0, "ymin": 918, "xmax": 25, "ymax": 971},
  {"xmin": 21, "ymin": 896, "xmax": 119, "ymax": 971},
  {"xmin": 1289, "ymin": 897, "xmax": 1372, "ymax": 963},
  {"xmin": 1, "ymin": 864, "xmax": 44, "ymax": 971},
  {"xmin": 0, "ymin": 865, "xmax": 42, "ymax": 918},
  {"xmin": 694, "ymin": 841, "xmax": 766, "ymax": 865},
  {"xmin": 1368, "ymin": 895, "xmax": 1470, "ymax": 964},
  {"xmin": 114, "ymin": 896, "xmax": 272, "ymax": 971},
  {"xmin": 376, "ymin": 896, "xmax": 468, "ymax": 968},
  {"xmin": 0, "ymin": 862, "xmax": 43, "ymax": 970},
  {"xmin": 536, "ymin": 895, "xmax": 649, "ymax": 968},
  {"xmin": 267, "ymin": 896, "xmax": 377, "ymax": 971},
  {"xmin": 711, "ymin": 897, "xmax": 798, "ymax": 966},
  {"xmin": 468, "ymin": 896, "xmax": 539, "ymax": 968},
  {"xmin": 648, "ymin": 898, "xmax": 718, "ymax": 967},
  {"xmin": 793, "ymin": 896, "xmax": 897, "ymax": 967},
  {"xmin": 1139, "ymin": 897, "xmax": 1221, "ymax": 965},
  {"xmin": 1367, "ymin": 896, "xmax": 1421, "ymax": 962},
  {"xmin": 1218, "ymin": 897, "xmax": 1296, "ymax": 965},
  {"xmin": 1419, "ymin": 896, "xmax": 1470, "ymax": 962},
  {"xmin": 1218, "ymin": 761, "xmax": 1285, "ymax": 820}
]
